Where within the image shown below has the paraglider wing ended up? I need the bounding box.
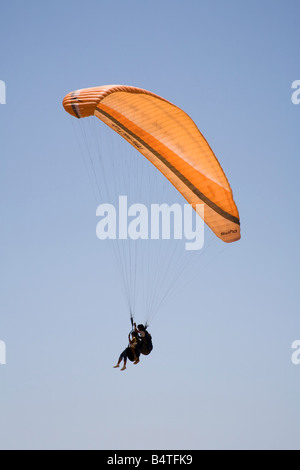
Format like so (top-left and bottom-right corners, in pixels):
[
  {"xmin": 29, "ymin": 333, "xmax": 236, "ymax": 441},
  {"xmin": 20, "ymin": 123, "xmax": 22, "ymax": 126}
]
[{"xmin": 63, "ymin": 85, "xmax": 240, "ymax": 242}]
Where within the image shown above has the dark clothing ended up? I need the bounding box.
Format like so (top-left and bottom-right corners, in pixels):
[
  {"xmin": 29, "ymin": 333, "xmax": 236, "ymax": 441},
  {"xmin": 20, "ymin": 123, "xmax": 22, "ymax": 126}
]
[
  {"xmin": 137, "ymin": 331, "xmax": 153, "ymax": 356},
  {"xmin": 118, "ymin": 346, "xmax": 140, "ymax": 363}
]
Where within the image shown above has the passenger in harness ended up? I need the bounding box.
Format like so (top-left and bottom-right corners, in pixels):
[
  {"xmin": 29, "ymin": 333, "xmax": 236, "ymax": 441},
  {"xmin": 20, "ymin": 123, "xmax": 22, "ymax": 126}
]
[{"xmin": 113, "ymin": 331, "xmax": 141, "ymax": 371}]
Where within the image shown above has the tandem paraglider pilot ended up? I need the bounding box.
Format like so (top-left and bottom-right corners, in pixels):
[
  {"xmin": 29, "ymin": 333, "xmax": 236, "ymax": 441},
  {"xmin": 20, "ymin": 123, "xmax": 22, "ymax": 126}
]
[{"xmin": 114, "ymin": 323, "xmax": 153, "ymax": 371}]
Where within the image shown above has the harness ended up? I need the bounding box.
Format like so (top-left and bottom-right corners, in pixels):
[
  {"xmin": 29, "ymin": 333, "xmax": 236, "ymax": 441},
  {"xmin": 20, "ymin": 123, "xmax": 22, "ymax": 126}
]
[
  {"xmin": 129, "ymin": 316, "xmax": 153, "ymax": 355},
  {"xmin": 139, "ymin": 331, "xmax": 153, "ymax": 355}
]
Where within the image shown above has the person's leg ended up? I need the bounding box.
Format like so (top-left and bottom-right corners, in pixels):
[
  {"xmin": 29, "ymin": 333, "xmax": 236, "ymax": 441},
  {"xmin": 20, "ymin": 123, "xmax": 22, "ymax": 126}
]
[
  {"xmin": 133, "ymin": 351, "xmax": 140, "ymax": 364},
  {"xmin": 131, "ymin": 347, "xmax": 138, "ymax": 362},
  {"xmin": 121, "ymin": 347, "xmax": 133, "ymax": 370},
  {"xmin": 114, "ymin": 350, "xmax": 125, "ymax": 368}
]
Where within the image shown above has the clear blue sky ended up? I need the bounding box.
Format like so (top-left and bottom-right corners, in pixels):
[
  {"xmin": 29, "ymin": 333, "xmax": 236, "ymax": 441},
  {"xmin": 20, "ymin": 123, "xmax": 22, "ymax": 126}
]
[{"xmin": 1, "ymin": 0, "xmax": 299, "ymax": 450}]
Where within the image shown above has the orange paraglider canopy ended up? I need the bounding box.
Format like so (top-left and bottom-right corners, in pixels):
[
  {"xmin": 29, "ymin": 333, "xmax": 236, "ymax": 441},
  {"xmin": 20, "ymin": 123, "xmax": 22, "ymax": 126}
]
[{"xmin": 63, "ymin": 85, "xmax": 240, "ymax": 243}]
